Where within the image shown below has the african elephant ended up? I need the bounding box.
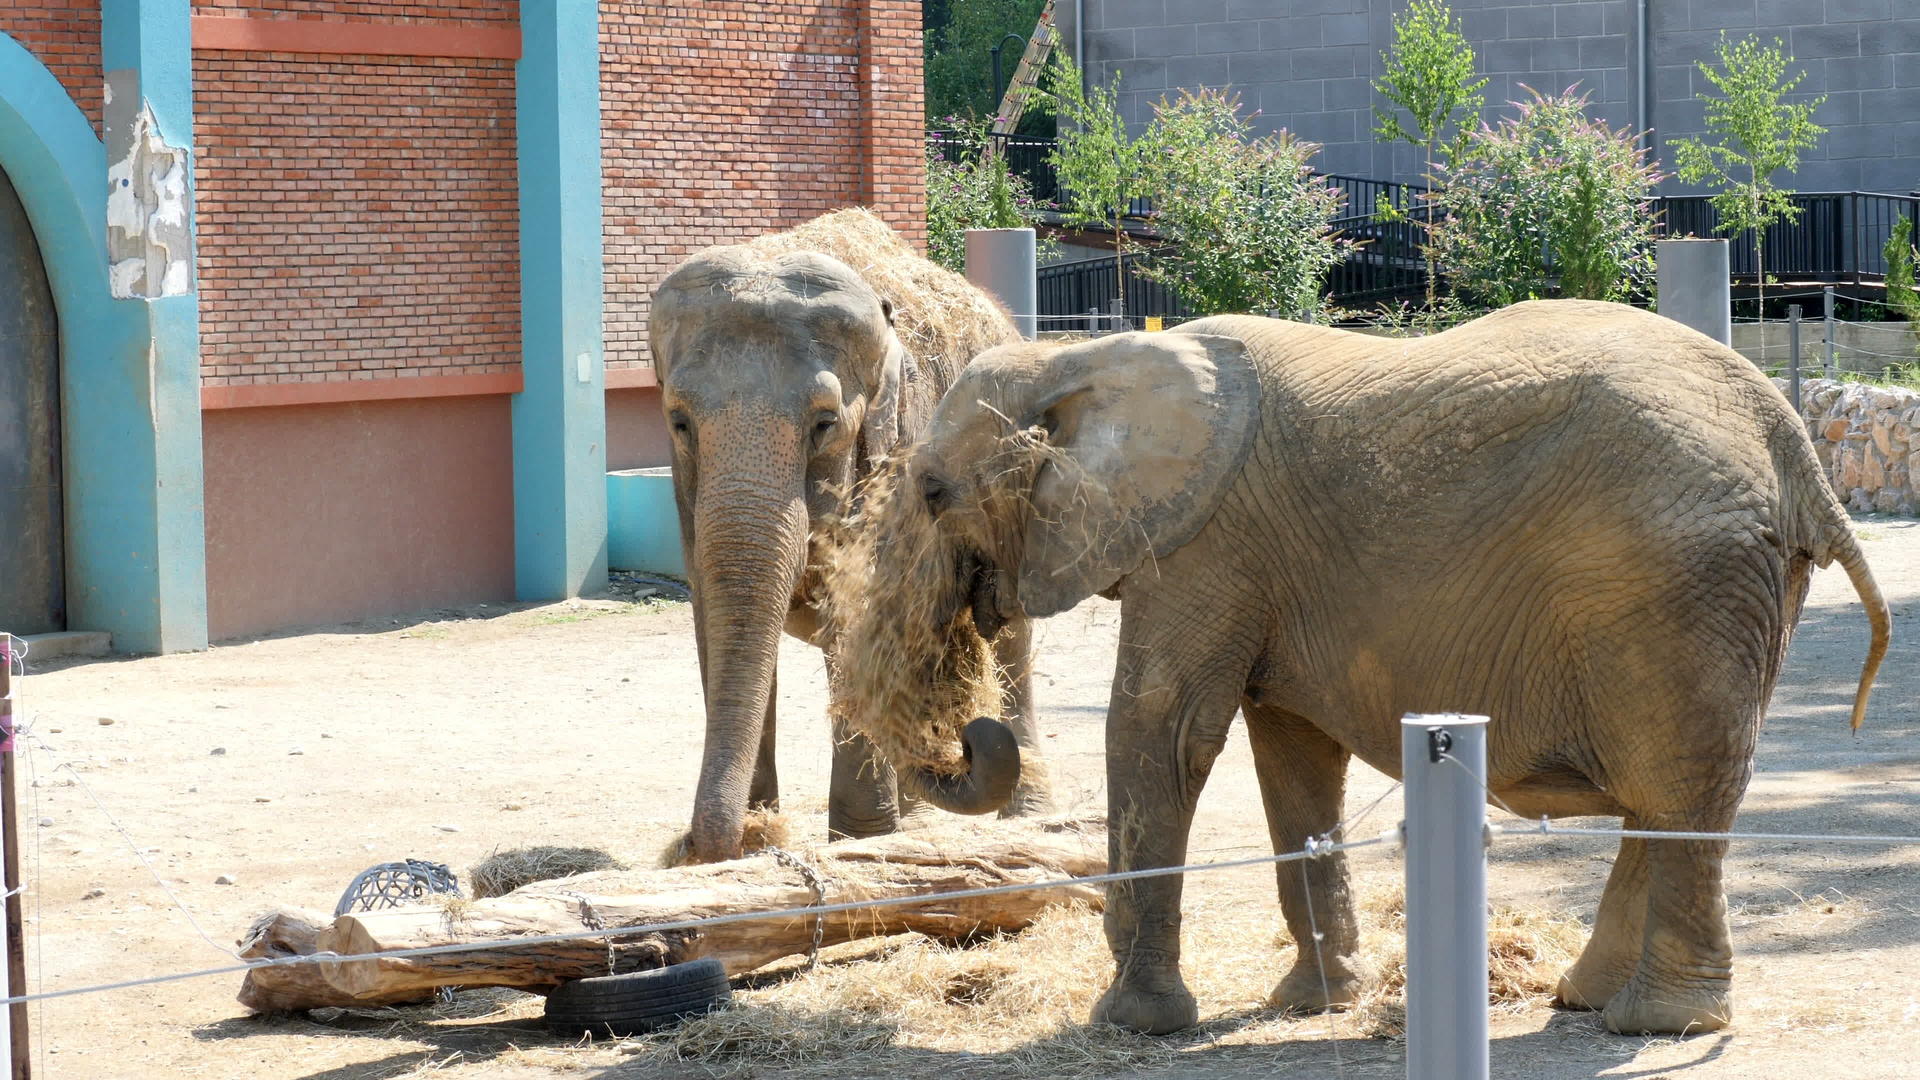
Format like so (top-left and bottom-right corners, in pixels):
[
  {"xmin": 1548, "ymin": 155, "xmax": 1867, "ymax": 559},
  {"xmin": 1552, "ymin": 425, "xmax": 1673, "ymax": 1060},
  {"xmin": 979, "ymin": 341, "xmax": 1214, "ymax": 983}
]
[
  {"xmin": 647, "ymin": 221, "xmax": 1052, "ymax": 865},
  {"xmin": 831, "ymin": 302, "xmax": 1890, "ymax": 1035}
]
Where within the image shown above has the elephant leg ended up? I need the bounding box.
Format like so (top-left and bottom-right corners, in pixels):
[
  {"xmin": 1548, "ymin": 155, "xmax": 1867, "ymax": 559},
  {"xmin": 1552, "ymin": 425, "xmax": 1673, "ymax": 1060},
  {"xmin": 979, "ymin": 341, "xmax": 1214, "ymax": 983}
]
[
  {"xmin": 1603, "ymin": 819, "xmax": 1737, "ymax": 1034},
  {"xmin": 1243, "ymin": 703, "xmax": 1367, "ymax": 1012},
  {"xmin": 824, "ymin": 647, "xmax": 903, "ymax": 841},
  {"xmin": 1597, "ymin": 696, "xmax": 1749, "ymax": 1035},
  {"xmin": 1554, "ymin": 827, "xmax": 1648, "ymax": 1011},
  {"xmin": 1091, "ymin": 609, "xmax": 1250, "ymax": 1036},
  {"xmin": 994, "ymin": 618, "xmax": 1055, "ymax": 818},
  {"xmin": 747, "ymin": 669, "xmax": 779, "ymax": 811}
]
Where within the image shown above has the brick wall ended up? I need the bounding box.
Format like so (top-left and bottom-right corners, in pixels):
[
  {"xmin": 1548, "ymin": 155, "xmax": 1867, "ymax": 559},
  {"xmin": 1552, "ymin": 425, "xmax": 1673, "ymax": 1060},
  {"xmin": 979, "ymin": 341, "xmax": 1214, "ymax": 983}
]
[
  {"xmin": 3, "ymin": 3, "xmax": 105, "ymax": 136},
  {"xmin": 191, "ymin": 1, "xmax": 516, "ymax": 25},
  {"xmin": 601, "ymin": 0, "xmax": 926, "ymax": 371},
  {"xmin": 193, "ymin": 50, "xmax": 520, "ymax": 387}
]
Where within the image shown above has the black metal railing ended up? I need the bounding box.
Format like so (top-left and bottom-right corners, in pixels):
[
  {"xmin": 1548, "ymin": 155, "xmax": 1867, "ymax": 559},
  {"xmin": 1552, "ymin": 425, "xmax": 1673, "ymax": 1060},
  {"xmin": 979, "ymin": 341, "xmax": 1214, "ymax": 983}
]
[
  {"xmin": 1034, "ymin": 249, "xmax": 1192, "ymax": 331},
  {"xmin": 929, "ymin": 133, "xmax": 1920, "ymax": 319},
  {"xmin": 1654, "ymin": 191, "xmax": 1920, "ymax": 286}
]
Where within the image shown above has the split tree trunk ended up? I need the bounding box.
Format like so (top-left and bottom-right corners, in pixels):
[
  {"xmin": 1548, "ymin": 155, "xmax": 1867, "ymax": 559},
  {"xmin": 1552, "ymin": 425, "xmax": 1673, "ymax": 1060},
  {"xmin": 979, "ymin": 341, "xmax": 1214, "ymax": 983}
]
[{"xmin": 237, "ymin": 817, "xmax": 1105, "ymax": 1013}]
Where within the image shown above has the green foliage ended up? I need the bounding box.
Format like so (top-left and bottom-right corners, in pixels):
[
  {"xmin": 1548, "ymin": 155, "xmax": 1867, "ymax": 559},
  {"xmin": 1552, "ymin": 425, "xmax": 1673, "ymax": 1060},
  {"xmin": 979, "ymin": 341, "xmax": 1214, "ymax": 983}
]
[
  {"xmin": 1370, "ymin": 0, "xmax": 1486, "ymax": 304},
  {"xmin": 1136, "ymin": 89, "xmax": 1350, "ymax": 319},
  {"xmin": 1033, "ymin": 52, "xmax": 1151, "ymax": 310},
  {"xmin": 1372, "ymin": 0, "xmax": 1487, "ymax": 163},
  {"xmin": 1427, "ymin": 88, "xmax": 1662, "ymax": 307},
  {"xmin": 1667, "ymin": 34, "xmax": 1827, "ymax": 307},
  {"xmin": 1883, "ymin": 217, "xmax": 1920, "ymax": 358},
  {"xmin": 923, "ymin": 0, "xmax": 1048, "ymax": 133},
  {"xmin": 1035, "ymin": 53, "xmax": 1147, "ymax": 234},
  {"xmin": 924, "ymin": 121, "xmax": 1051, "ymax": 272}
]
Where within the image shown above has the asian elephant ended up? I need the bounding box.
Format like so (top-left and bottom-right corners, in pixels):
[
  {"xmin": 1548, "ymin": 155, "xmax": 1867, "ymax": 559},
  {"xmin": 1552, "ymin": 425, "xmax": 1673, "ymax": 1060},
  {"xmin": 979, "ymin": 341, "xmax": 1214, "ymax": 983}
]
[
  {"xmin": 647, "ymin": 219, "xmax": 1053, "ymax": 865},
  {"xmin": 831, "ymin": 301, "xmax": 1890, "ymax": 1035}
]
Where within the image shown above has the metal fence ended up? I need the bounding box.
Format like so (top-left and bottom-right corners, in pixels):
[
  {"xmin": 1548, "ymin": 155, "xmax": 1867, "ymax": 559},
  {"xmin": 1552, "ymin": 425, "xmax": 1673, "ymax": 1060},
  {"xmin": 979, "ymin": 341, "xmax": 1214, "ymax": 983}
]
[
  {"xmin": 1655, "ymin": 191, "xmax": 1920, "ymax": 286},
  {"xmin": 1034, "ymin": 249, "xmax": 1191, "ymax": 331},
  {"xmin": 928, "ymin": 133, "xmax": 1920, "ymax": 322}
]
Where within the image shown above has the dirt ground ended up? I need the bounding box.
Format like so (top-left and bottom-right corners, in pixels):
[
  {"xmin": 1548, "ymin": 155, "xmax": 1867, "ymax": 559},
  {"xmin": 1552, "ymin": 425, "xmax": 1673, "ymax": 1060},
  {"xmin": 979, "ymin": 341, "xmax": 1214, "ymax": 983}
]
[{"xmin": 14, "ymin": 516, "xmax": 1920, "ymax": 1079}]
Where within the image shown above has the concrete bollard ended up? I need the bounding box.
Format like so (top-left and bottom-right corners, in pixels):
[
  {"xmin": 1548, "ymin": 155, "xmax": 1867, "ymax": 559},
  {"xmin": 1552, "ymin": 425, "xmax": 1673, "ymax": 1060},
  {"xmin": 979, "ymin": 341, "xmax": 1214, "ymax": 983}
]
[
  {"xmin": 1655, "ymin": 238, "xmax": 1732, "ymax": 346},
  {"xmin": 964, "ymin": 228, "xmax": 1038, "ymax": 341}
]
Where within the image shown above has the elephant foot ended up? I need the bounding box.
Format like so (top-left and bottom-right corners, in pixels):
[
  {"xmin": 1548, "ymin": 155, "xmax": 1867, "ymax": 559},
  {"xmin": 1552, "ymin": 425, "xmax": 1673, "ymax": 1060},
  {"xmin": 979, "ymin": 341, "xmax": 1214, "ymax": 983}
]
[
  {"xmin": 1601, "ymin": 976, "xmax": 1731, "ymax": 1035},
  {"xmin": 1091, "ymin": 981, "xmax": 1198, "ymax": 1035},
  {"xmin": 1553, "ymin": 959, "xmax": 1635, "ymax": 1012},
  {"xmin": 1268, "ymin": 954, "xmax": 1367, "ymax": 1014}
]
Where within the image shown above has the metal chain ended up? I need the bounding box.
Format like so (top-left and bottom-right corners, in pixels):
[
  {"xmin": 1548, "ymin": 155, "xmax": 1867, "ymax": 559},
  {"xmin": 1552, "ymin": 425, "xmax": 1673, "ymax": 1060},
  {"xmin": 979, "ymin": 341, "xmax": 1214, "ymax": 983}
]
[
  {"xmin": 563, "ymin": 890, "xmax": 616, "ymax": 976},
  {"xmin": 763, "ymin": 847, "xmax": 826, "ymax": 970}
]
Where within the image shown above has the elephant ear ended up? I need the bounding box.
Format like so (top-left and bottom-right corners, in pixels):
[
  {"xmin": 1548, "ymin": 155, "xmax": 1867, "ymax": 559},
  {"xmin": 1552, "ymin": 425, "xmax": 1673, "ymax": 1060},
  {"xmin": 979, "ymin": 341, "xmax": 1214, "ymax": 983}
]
[
  {"xmin": 1017, "ymin": 332, "xmax": 1260, "ymax": 619},
  {"xmin": 860, "ymin": 327, "xmax": 906, "ymax": 466}
]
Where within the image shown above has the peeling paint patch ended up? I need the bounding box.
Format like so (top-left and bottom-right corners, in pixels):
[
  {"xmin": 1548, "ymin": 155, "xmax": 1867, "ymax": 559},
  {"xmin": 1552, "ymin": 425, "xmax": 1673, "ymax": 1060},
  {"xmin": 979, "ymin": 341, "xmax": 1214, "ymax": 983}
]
[{"xmin": 105, "ymin": 84, "xmax": 193, "ymax": 300}]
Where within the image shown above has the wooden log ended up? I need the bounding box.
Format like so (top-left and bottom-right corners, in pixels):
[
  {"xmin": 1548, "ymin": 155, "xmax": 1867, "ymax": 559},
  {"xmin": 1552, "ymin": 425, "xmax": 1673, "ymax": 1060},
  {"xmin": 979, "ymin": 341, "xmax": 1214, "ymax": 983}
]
[{"xmin": 237, "ymin": 816, "xmax": 1104, "ymax": 1013}]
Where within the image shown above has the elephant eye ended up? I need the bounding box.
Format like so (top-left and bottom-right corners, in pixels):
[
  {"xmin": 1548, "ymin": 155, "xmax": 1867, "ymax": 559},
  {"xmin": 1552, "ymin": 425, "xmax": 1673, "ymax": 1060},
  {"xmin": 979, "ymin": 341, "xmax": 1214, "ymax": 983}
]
[
  {"xmin": 669, "ymin": 410, "xmax": 691, "ymax": 438},
  {"xmin": 922, "ymin": 472, "xmax": 951, "ymax": 515},
  {"xmin": 814, "ymin": 413, "xmax": 839, "ymax": 436}
]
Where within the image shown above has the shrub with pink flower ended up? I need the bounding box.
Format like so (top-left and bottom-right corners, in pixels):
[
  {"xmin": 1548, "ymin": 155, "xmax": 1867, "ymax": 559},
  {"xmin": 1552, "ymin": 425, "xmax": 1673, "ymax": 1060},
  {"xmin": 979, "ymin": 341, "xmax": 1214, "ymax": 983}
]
[{"xmin": 1427, "ymin": 87, "xmax": 1663, "ymax": 306}]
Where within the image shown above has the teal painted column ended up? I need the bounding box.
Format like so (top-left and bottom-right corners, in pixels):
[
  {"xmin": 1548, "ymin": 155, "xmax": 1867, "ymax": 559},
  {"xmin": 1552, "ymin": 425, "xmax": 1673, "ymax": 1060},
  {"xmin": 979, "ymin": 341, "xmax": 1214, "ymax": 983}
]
[
  {"xmin": 91, "ymin": 0, "xmax": 207, "ymax": 652},
  {"xmin": 513, "ymin": 0, "xmax": 608, "ymax": 600}
]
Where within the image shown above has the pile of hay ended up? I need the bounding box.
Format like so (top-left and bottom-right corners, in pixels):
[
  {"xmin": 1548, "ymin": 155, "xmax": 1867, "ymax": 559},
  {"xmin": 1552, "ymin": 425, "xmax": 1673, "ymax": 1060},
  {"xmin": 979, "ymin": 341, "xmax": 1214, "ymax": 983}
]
[
  {"xmin": 745, "ymin": 208, "xmax": 1017, "ymax": 384},
  {"xmin": 823, "ymin": 458, "xmax": 1005, "ymax": 779},
  {"xmin": 469, "ymin": 846, "xmax": 627, "ymax": 899},
  {"xmin": 615, "ymin": 879, "xmax": 1589, "ymax": 1076}
]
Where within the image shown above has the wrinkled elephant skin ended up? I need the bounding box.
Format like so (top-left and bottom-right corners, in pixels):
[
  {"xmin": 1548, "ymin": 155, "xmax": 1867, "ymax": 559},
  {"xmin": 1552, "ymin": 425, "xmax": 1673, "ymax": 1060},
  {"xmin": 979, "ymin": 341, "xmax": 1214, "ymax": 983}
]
[
  {"xmin": 648, "ymin": 243, "xmax": 1052, "ymax": 864},
  {"xmin": 844, "ymin": 301, "xmax": 1891, "ymax": 1036}
]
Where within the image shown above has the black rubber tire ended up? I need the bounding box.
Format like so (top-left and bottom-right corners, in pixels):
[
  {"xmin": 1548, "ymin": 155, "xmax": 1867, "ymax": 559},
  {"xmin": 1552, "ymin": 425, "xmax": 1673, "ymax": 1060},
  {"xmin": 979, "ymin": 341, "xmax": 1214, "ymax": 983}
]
[{"xmin": 544, "ymin": 958, "xmax": 732, "ymax": 1037}]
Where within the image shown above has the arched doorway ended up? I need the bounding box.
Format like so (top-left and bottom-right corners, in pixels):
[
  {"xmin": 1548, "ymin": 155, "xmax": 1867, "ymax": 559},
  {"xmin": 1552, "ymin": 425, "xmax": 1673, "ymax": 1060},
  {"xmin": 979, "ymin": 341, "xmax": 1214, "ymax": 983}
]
[{"xmin": 0, "ymin": 161, "xmax": 62, "ymax": 633}]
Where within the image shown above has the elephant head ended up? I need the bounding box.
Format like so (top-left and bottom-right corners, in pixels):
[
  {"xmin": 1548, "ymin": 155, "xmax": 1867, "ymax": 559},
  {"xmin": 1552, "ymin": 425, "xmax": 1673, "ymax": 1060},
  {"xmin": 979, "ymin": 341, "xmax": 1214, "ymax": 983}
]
[
  {"xmin": 831, "ymin": 331, "xmax": 1262, "ymax": 812},
  {"xmin": 650, "ymin": 247, "xmax": 907, "ymax": 863}
]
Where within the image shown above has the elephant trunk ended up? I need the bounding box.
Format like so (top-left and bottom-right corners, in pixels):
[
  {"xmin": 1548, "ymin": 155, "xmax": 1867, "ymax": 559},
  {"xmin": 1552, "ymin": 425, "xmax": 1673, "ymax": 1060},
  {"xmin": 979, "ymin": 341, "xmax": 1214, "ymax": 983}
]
[
  {"xmin": 685, "ymin": 478, "xmax": 811, "ymax": 864},
  {"xmin": 898, "ymin": 717, "xmax": 1021, "ymax": 815}
]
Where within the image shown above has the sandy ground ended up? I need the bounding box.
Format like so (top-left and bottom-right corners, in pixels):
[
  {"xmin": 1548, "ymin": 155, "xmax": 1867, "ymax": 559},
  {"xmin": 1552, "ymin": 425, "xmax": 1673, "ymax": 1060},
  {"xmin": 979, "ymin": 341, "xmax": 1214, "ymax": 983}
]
[{"xmin": 12, "ymin": 515, "xmax": 1920, "ymax": 1080}]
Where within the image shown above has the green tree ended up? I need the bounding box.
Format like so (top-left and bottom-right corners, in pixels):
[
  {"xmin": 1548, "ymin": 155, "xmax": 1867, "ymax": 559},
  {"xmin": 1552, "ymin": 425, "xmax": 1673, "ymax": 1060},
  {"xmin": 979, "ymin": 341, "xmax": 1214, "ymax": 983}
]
[
  {"xmin": 1035, "ymin": 52, "xmax": 1150, "ymax": 320},
  {"xmin": 1668, "ymin": 34, "xmax": 1827, "ymax": 316},
  {"xmin": 1883, "ymin": 218, "xmax": 1920, "ymax": 358},
  {"xmin": 1138, "ymin": 89, "xmax": 1350, "ymax": 319},
  {"xmin": 1427, "ymin": 88, "xmax": 1662, "ymax": 307},
  {"xmin": 924, "ymin": 122, "xmax": 1051, "ymax": 273},
  {"xmin": 924, "ymin": 0, "xmax": 1047, "ymax": 130},
  {"xmin": 1371, "ymin": 0, "xmax": 1487, "ymax": 305}
]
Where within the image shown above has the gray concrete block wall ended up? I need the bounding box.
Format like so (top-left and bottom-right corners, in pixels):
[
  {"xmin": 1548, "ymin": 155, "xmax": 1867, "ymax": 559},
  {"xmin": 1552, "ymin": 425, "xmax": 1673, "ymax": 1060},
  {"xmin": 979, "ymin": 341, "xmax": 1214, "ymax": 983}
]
[{"xmin": 1055, "ymin": 0, "xmax": 1919, "ymax": 197}]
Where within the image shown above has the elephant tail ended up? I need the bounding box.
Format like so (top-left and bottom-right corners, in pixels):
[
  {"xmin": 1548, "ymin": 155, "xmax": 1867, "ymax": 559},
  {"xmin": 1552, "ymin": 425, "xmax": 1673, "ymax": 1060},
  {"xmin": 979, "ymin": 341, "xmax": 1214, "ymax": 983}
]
[{"xmin": 1830, "ymin": 525, "xmax": 1890, "ymax": 732}]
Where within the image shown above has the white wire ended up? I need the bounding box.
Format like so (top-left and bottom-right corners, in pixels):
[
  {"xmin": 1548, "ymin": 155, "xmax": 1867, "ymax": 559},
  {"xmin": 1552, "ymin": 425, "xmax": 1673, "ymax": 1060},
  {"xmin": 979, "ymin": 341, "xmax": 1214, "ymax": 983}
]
[
  {"xmin": 24, "ymin": 732, "xmax": 238, "ymax": 961},
  {"xmin": 0, "ymin": 830, "xmax": 1397, "ymax": 1007}
]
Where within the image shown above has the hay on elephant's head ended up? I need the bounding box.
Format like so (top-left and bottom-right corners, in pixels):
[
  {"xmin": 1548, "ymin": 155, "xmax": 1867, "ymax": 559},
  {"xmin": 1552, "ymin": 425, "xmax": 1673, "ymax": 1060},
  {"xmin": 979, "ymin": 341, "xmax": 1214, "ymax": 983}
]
[
  {"xmin": 823, "ymin": 459, "xmax": 1004, "ymax": 778},
  {"xmin": 469, "ymin": 846, "xmax": 626, "ymax": 899},
  {"xmin": 744, "ymin": 208, "xmax": 1017, "ymax": 377}
]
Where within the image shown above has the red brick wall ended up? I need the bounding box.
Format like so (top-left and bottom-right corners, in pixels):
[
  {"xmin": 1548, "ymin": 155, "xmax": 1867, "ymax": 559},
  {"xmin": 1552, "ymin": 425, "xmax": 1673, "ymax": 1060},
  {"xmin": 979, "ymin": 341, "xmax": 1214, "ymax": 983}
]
[
  {"xmin": 191, "ymin": 1, "xmax": 515, "ymax": 25},
  {"xmin": 600, "ymin": 0, "xmax": 926, "ymax": 371},
  {"xmin": 193, "ymin": 50, "xmax": 520, "ymax": 387},
  {"xmin": 3, "ymin": 4, "xmax": 104, "ymax": 137}
]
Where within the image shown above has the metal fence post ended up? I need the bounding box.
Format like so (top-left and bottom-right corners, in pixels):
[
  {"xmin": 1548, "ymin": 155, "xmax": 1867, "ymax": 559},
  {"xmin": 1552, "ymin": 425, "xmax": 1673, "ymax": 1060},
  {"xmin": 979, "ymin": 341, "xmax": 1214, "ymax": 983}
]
[
  {"xmin": 1402, "ymin": 713, "xmax": 1490, "ymax": 1080},
  {"xmin": 1824, "ymin": 286, "xmax": 1836, "ymax": 378},
  {"xmin": 1788, "ymin": 305, "xmax": 1803, "ymax": 415}
]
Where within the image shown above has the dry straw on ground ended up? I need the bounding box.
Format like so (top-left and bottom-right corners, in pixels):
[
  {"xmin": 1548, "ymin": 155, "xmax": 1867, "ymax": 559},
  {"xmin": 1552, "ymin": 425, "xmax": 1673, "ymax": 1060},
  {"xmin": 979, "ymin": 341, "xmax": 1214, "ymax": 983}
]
[
  {"xmin": 657, "ymin": 809, "xmax": 795, "ymax": 869},
  {"xmin": 615, "ymin": 881, "xmax": 1590, "ymax": 1078},
  {"xmin": 468, "ymin": 846, "xmax": 627, "ymax": 899},
  {"xmin": 745, "ymin": 207, "xmax": 1016, "ymax": 377}
]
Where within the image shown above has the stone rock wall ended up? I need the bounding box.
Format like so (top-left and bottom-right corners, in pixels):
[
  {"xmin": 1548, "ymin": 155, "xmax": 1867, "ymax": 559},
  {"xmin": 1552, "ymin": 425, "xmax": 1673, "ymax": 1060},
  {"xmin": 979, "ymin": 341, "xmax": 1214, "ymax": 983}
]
[{"xmin": 1780, "ymin": 378, "xmax": 1920, "ymax": 516}]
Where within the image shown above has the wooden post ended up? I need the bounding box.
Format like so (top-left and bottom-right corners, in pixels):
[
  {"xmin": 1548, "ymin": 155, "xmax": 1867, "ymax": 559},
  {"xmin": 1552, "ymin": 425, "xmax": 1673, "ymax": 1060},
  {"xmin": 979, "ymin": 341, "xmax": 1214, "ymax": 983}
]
[{"xmin": 0, "ymin": 634, "xmax": 26, "ymax": 1079}]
